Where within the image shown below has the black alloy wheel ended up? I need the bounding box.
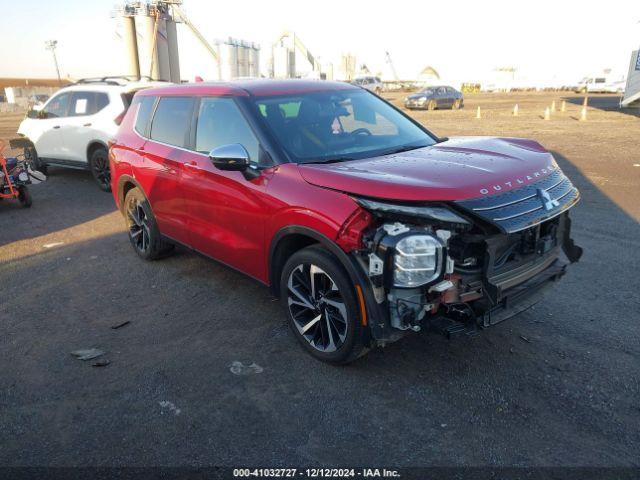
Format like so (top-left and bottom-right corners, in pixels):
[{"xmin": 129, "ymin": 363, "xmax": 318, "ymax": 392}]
[
  {"xmin": 287, "ymin": 263, "xmax": 349, "ymax": 353},
  {"xmin": 127, "ymin": 197, "xmax": 151, "ymax": 256},
  {"xmin": 280, "ymin": 246, "xmax": 368, "ymax": 364},
  {"xmin": 123, "ymin": 187, "xmax": 174, "ymax": 260},
  {"xmin": 90, "ymin": 148, "xmax": 111, "ymax": 192}
]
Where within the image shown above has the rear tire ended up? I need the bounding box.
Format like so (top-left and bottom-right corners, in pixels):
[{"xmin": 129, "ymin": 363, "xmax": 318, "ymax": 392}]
[
  {"xmin": 452, "ymin": 99, "xmax": 461, "ymax": 110},
  {"xmin": 89, "ymin": 147, "xmax": 111, "ymax": 192},
  {"xmin": 123, "ymin": 187, "xmax": 174, "ymax": 260},
  {"xmin": 280, "ymin": 245, "xmax": 368, "ymax": 364}
]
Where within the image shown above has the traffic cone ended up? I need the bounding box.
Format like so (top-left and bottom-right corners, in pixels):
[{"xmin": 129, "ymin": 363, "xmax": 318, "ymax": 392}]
[
  {"xmin": 544, "ymin": 107, "xmax": 550, "ymax": 120},
  {"xmin": 579, "ymin": 106, "xmax": 587, "ymax": 121},
  {"xmin": 476, "ymin": 106, "xmax": 481, "ymax": 119},
  {"xmin": 513, "ymin": 104, "xmax": 519, "ymax": 116}
]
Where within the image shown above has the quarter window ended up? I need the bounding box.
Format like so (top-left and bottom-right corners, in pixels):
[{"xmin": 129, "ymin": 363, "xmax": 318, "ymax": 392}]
[
  {"xmin": 133, "ymin": 96, "xmax": 156, "ymax": 136},
  {"xmin": 150, "ymin": 96, "xmax": 195, "ymax": 148},
  {"xmin": 195, "ymin": 97, "xmax": 260, "ymax": 163},
  {"xmin": 96, "ymin": 93, "xmax": 110, "ymax": 111}
]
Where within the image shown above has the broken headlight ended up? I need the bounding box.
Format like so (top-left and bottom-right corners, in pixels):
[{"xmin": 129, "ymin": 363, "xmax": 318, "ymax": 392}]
[
  {"xmin": 394, "ymin": 234, "xmax": 443, "ymax": 287},
  {"xmin": 370, "ymin": 224, "xmax": 446, "ymax": 289}
]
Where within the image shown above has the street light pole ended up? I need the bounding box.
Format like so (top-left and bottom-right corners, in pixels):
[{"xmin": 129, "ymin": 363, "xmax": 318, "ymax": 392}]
[{"xmin": 45, "ymin": 40, "xmax": 61, "ymax": 85}]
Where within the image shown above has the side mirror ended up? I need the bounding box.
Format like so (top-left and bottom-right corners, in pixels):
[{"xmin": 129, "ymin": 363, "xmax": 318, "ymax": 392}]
[
  {"xmin": 26, "ymin": 110, "xmax": 39, "ymax": 119},
  {"xmin": 209, "ymin": 144, "xmax": 250, "ymax": 172}
]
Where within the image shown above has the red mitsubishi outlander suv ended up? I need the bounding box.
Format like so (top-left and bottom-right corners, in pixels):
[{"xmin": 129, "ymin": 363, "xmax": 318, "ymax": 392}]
[{"xmin": 110, "ymin": 80, "xmax": 582, "ymax": 364}]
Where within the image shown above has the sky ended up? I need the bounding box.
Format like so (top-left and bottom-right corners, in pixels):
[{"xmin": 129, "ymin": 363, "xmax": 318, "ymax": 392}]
[{"xmin": 0, "ymin": 0, "xmax": 638, "ymax": 87}]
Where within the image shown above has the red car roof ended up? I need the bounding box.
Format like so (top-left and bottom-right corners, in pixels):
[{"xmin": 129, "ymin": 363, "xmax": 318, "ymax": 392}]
[{"xmin": 137, "ymin": 79, "xmax": 359, "ymax": 97}]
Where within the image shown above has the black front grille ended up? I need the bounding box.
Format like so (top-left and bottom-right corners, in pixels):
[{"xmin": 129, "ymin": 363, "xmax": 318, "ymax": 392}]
[{"xmin": 456, "ymin": 169, "xmax": 580, "ymax": 233}]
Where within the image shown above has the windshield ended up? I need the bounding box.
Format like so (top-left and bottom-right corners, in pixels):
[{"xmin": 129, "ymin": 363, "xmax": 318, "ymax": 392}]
[{"xmin": 253, "ymin": 89, "xmax": 436, "ymax": 163}]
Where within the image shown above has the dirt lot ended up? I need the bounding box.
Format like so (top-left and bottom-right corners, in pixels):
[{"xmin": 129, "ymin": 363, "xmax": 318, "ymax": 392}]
[{"xmin": 0, "ymin": 92, "xmax": 639, "ymax": 468}]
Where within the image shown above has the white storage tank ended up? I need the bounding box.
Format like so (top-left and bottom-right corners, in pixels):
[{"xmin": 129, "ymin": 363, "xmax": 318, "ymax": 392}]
[
  {"xmin": 155, "ymin": 17, "xmax": 171, "ymax": 82},
  {"xmin": 217, "ymin": 40, "xmax": 239, "ymax": 81},
  {"xmin": 237, "ymin": 41, "xmax": 249, "ymax": 77},
  {"xmin": 165, "ymin": 18, "xmax": 180, "ymax": 83},
  {"xmin": 273, "ymin": 44, "xmax": 294, "ymax": 78},
  {"xmin": 121, "ymin": 15, "xmax": 140, "ymax": 79},
  {"xmin": 135, "ymin": 10, "xmax": 158, "ymax": 80},
  {"xmin": 249, "ymin": 43, "xmax": 260, "ymax": 78}
]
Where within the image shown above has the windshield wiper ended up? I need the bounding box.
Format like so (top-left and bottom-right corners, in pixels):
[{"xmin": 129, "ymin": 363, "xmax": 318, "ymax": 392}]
[
  {"xmin": 304, "ymin": 156, "xmax": 356, "ymax": 164},
  {"xmin": 382, "ymin": 144, "xmax": 429, "ymax": 156}
]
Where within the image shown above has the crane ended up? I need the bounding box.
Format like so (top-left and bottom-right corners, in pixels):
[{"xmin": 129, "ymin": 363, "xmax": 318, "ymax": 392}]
[
  {"xmin": 171, "ymin": 3, "xmax": 218, "ymax": 62},
  {"xmin": 385, "ymin": 51, "xmax": 399, "ymax": 82},
  {"xmin": 274, "ymin": 31, "xmax": 321, "ymax": 75}
]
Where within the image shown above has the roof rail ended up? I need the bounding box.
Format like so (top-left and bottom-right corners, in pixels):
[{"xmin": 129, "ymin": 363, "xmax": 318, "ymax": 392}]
[{"xmin": 73, "ymin": 75, "xmax": 157, "ymax": 86}]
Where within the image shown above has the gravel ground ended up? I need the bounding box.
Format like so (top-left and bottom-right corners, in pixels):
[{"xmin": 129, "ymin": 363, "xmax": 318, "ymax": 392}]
[{"xmin": 0, "ymin": 92, "xmax": 638, "ymax": 467}]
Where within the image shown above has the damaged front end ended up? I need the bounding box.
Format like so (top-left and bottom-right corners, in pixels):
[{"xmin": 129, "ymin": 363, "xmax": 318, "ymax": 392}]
[{"xmin": 347, "ymin": 175, "xmax": 583, "ymax": 345}]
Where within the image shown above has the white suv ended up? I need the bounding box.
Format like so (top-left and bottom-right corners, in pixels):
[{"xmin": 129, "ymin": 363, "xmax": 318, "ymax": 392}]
[
  {"xmin": 17, "ymin": 78, "xmax": 168, "ymax": 191},
  {"xmin": 352, "ymin": 76, "xmax": 383, "ymax": 94}
]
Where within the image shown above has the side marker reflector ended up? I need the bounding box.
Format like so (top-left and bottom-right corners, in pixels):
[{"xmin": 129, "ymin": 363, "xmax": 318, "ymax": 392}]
[{"xmin": 355, "ymin": 284, "xmax": 367, "ymax": 326}]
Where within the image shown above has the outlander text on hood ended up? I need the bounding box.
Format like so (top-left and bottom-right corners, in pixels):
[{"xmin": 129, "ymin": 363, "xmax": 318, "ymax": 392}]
[{"xmin": 109, "ymin": 80, "xmax": 583, "ymax": 364}]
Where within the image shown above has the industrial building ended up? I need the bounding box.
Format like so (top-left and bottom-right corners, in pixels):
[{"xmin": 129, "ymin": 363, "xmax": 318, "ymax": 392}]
[{"xmin": 114, "ymin": 0, "xmax": 260, "ymax": 82}]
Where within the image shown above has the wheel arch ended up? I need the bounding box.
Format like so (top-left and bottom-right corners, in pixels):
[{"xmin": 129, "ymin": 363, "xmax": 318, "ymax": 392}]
[
  {"xmin": 269, "ymin": 225, "xmax": 386, "ymax": 344},
  {"xmin": 269, "ymin": 226, "xmax": 361, "ymax": 298},
  {"xmin": 116, "ymin": 174, "xmax": 143, "ymax": 212},
  {"xmin": 86, "ymin": 140, "xmax": 108, "ymax": 163}
]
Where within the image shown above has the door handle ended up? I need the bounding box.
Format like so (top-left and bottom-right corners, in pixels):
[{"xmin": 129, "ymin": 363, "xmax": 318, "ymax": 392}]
[
  {"xmin": 83, "ymin": 123, "xmax": 92, "ymax": 127},
  {"xmin": 183, "ymin": 161, "xmax": 202, "ymax": 173},
  {"xmin": 53, "ymin": 125, "xmax": 60, "ymax": 129}
]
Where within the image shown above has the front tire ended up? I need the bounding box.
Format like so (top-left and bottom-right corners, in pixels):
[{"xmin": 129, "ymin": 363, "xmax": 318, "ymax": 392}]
[
  {"xmin": 280, "ymin": 246, "xmax": 368, "ymax": 364},
  {"xmin": 123, "ymin": 187, "xmax": 174, "ymax": 260},
  {"xmin": 25, "ymin": 146, "xmax": 47, "ymax": 175},
  {"xmin": 427, "ymin": 100, "xmax": 437, "ymax": 111},
  {"xmin": 89, "ymin": 148, "xmax": 111, "ymax": 192}
]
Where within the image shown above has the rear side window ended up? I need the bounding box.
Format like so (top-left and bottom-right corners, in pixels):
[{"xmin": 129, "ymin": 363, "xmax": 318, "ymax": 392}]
[
  {"xmin": 150, "ymin": 96, "xmax": 195, "ymax": 147},
  {"xmin": 133, "ymin": 96, "xmax": 156, "ymax": 136},
  {"xmin": 69, "ymin": 91, "xmax": 110, "ymax": 116}
]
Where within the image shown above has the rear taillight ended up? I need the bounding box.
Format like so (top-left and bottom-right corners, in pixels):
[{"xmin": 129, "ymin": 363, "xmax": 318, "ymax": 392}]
[{"xmin": 114, "ymin": 110, "xmax": 127, "ymax": 126}]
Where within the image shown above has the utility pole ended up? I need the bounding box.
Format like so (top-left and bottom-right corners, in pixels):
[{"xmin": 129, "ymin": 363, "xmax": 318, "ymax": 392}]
[{"xmin": 45, "ymin": 40, "xmax": 61, "ymax": 85}]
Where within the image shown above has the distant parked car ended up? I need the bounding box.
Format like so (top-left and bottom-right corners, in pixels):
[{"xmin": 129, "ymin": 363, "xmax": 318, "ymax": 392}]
[
  {"xmin": 353, "ymin": 76, "xmax": 383, "ymax": 94},
  {"xmin": 574, "ymin": 76, "xmax": 625, "ymax": 94},
  {"xmin": 17, "ymin": 77, "xmax": 169, "ymax": 191},
  {"xmin": 28, "ymin": 94, "xmax": 50, "ymax": 111},
  {"xmin": 405, "ymin": 86, "xmax": 463, "ymax": 110}
]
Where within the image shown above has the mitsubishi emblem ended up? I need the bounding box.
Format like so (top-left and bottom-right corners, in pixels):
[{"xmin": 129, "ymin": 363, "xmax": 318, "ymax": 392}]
[{"xmin": 537, "ymin": 188, "xmax": 559, "ymax": 211}]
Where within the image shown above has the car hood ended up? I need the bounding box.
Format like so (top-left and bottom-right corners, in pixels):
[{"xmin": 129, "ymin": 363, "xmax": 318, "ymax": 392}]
[
  {"xmin": 298, "ymin": 137, "xmax": 559, "ymax": 202},
  {"xmin": 406, "ymin": 93, "xmax": 429, "ymax": 100}
]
